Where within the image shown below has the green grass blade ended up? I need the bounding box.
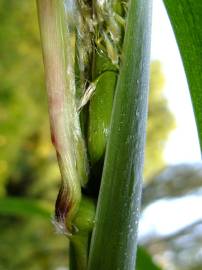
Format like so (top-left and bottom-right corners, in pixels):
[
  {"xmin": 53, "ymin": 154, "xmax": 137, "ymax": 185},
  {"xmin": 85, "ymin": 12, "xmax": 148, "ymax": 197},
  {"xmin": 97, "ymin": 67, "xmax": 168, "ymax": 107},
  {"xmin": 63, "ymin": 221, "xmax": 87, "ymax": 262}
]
[
  {"xmin": 87, "ymin": 1, "xmax": 152, "ymax": 269},
  {"xmin": 0, "ymin": 197, "xmax": 52, "ymax": 218},
  {"xmin": 163, "ymin": 0, "xmax": 202, "ymax": 152}
]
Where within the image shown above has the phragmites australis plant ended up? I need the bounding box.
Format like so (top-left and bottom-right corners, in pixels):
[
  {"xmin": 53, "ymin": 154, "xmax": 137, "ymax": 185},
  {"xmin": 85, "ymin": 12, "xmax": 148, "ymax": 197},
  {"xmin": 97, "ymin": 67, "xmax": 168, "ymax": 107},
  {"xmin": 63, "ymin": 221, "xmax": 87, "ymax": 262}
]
[{"xmin": 37, "ymin": 0, "xmax": 152, "ymax": 269}]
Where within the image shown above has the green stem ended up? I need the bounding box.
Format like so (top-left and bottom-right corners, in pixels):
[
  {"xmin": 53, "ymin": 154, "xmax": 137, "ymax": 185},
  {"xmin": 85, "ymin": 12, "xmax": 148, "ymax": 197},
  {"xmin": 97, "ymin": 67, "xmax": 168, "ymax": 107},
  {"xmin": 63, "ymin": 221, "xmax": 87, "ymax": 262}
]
[
  {"xmin": 69, "ymin": 233, "xmax": 90, "ymax": 270},
  {"xmin": 69, "ymin": 197, "xmax": 96, "ymax": 270},
  {"xmin": 87, "ymin": 0, "xmax": 152, "ymax": 269}
]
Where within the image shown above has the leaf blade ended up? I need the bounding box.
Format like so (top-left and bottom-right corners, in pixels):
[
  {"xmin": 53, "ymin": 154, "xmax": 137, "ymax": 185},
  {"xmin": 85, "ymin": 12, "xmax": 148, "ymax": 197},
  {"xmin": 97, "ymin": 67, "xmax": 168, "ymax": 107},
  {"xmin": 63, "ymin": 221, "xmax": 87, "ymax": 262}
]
[{"xmin": 163, "ymin": 0, "xmax": 202, "ymax": 152}]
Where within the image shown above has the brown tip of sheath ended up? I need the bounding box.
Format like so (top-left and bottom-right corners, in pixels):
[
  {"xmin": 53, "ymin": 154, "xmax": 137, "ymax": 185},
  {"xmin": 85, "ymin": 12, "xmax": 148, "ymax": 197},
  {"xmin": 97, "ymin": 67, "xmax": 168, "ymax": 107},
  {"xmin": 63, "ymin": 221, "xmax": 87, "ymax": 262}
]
[{"xmin": 54, "ymin": 184, "xmax": 72, "ymax": 227}]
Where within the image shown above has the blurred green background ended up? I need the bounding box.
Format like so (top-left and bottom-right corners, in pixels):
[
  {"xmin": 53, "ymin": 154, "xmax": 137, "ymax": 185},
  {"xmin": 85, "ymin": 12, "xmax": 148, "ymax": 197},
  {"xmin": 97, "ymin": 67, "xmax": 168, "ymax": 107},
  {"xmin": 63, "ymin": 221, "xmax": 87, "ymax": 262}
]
[
  {"xmin": 0, "ymin": 1, "xmax": 68, "ymax": 269},
  {"xmin": 2, "ymin": 1, "xmax": 201, "ymax": 270}
]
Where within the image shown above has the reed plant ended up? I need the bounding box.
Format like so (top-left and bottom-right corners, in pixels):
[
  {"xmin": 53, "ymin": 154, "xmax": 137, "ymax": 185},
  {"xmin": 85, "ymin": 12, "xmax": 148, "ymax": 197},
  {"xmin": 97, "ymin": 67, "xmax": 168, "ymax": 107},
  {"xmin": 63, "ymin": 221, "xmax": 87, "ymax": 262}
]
[{"xmin": 36, "ymin": 0, "xmax": 202, "ymax": 269}]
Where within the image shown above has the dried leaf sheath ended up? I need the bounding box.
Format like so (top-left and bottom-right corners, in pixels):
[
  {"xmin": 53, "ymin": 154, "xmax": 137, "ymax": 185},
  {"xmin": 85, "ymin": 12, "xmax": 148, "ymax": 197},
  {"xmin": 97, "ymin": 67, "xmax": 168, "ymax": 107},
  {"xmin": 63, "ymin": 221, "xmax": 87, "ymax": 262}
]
[{"xmin": 37, "ymin": 0, "xmax": 88, "ymax": 234}]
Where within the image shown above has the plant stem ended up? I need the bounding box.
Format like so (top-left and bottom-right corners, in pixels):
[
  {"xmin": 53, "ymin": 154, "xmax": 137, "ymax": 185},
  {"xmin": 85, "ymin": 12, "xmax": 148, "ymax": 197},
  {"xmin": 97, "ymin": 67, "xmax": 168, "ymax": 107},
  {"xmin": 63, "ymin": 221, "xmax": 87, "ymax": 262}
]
[
  {"xmin": 87, "ymin": 0, "xmax": 152, "ymax": 269},
  {"xmin": 69, "ymin": 197, "xmax": 96, "ymax": 270},
  {"xmin": 69, "ymin": 234, "xmax": 89, "ymax": 270}
]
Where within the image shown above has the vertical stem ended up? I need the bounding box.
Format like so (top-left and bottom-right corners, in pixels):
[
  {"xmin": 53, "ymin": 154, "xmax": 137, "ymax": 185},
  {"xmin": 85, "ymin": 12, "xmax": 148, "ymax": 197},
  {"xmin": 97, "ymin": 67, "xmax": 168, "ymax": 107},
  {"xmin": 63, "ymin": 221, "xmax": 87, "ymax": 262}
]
[
  {"xmin": 69, "ymin": 197, "xmax": 96, "ymax": 270},
  {"xmin": 69, "ymin": 234, "xmax": 90, "ymax": 270},
  {"xmin": 88, "ymin": 0, "xmax": 152, "ymax": 269}
]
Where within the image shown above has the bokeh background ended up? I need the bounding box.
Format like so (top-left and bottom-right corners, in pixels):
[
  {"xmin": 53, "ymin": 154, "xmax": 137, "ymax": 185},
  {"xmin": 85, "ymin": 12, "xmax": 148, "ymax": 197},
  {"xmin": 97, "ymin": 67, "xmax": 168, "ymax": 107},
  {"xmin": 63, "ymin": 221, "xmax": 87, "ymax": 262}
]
[{"xmin": 0, "ymin": 1, "xmax": 201, "ymax": 269}]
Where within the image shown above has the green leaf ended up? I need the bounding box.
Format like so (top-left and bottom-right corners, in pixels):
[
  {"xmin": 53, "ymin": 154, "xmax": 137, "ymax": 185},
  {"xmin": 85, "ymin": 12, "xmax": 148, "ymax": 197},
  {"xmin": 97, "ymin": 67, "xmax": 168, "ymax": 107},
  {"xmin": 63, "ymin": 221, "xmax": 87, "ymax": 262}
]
[
  {"xmin": 0, "ymin": 197, "xmax": 52, "ymax": 219},
  {"xmin": 87, "ymin": 1, "xmax": 152, "ymax": 269},
  {"xmin": 163, "ymin": 0, "xmax": 202, "ymax": 151},
  {"xmin": 136, "ymin": 246, "xmax": 162, "ymax": 270}
]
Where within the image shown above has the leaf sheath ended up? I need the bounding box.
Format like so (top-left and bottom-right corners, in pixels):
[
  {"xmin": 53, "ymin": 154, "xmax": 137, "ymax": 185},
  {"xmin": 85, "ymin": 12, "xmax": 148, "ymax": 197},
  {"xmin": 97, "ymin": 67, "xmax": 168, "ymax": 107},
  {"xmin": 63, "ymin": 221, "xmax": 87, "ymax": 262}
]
[{"xmin": 87, "ymin": 1, "xmax": 152, "ymax": 269}]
